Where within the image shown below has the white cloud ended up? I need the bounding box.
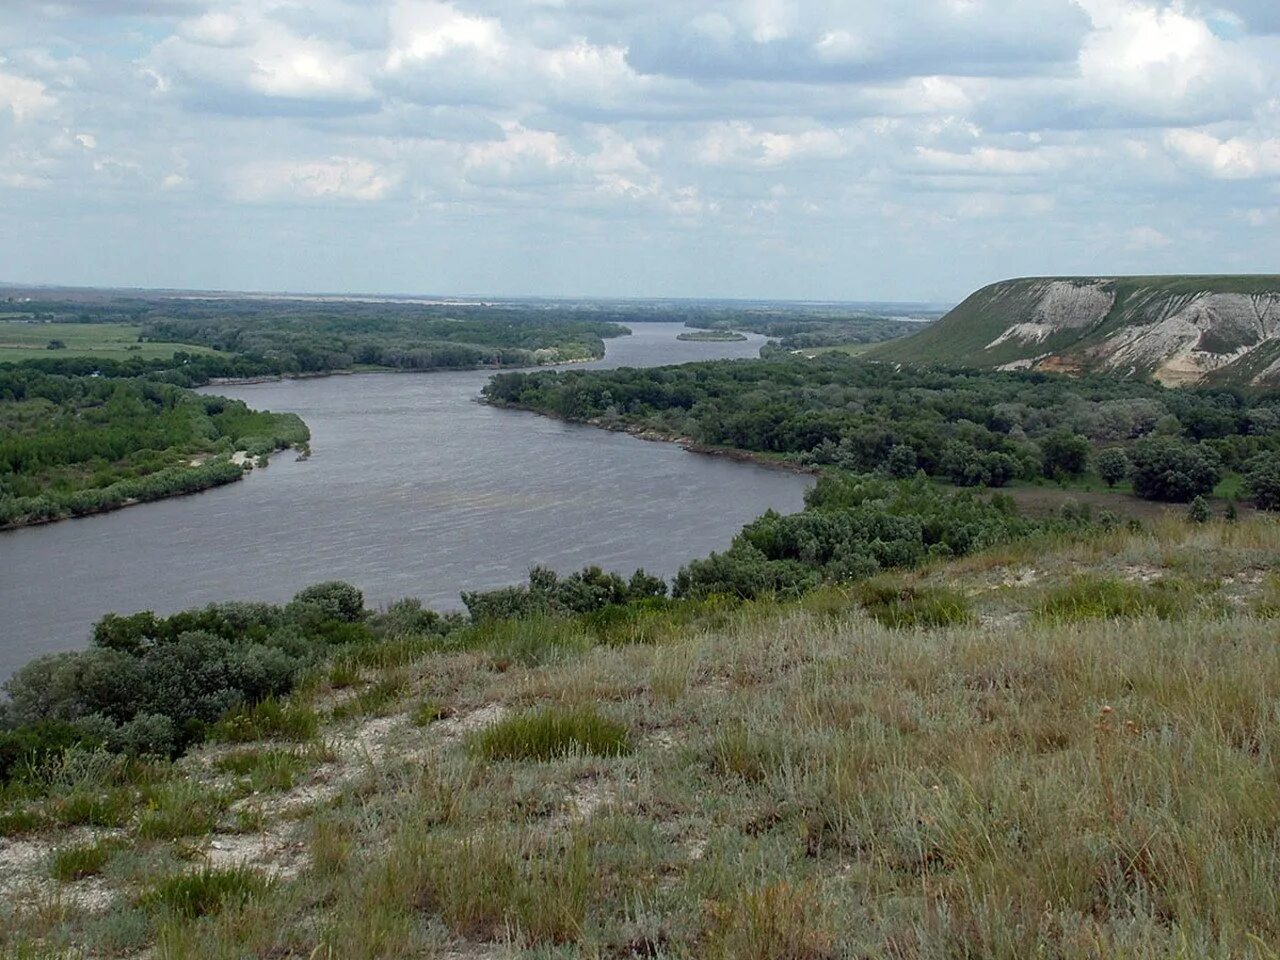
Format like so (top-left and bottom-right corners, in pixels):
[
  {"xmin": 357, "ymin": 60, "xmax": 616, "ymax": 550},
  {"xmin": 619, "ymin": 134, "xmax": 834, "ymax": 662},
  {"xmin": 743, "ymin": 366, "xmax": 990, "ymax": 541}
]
[
  {"xmin": 697, "ymin": 122, "xmax": 850, "ymax": 167},
  {"xmin": 150, "ymin": 6, "xmax": 376, "ymax": 109},
  {"xmin": 1165, "ymin": 128, "xmax": 1280, "ymax": 179},
  {"xmin": 3, "ymin": 0, "xmax": 1280, "ymax": 298},
  {"xmin": 0, "ymin": 69, "xmax": 55, "ymax": 121},
  {"xmin": 1126, "ymin": 225, "xmax": 1173, "ymax": 250},
  {"xmin": 232, "ymin": 156, "xmax": 399, "ymax": 201},
  {"xmin": 1073, "ymin": 0, "xmax": 1261, "ymax": 121},
  {"xmin": 386, "ymin": 0, "xmax": 505, "ymax": 69}
]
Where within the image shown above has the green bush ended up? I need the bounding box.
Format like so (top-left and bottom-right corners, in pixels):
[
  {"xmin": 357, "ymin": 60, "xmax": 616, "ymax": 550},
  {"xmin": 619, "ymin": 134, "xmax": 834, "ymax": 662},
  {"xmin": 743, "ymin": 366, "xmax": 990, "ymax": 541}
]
[
  {"xmin": 1129, "ymin": 438, "xmax": 1222, "ymax": 503},
  {"xmin": 1244, "ymin": 451, "xmax": 1280, "ymax": 511},
  {"xmin": 1096, "ymin": 447, "xmax": 1130, "ymax": 487},
  {"xmin": 288, "ymin": 581, "xmax": 366, "ymax": 623},
  {"xmin": 470, "ymin": 706, "xmax": 631, "ymax": 762}
]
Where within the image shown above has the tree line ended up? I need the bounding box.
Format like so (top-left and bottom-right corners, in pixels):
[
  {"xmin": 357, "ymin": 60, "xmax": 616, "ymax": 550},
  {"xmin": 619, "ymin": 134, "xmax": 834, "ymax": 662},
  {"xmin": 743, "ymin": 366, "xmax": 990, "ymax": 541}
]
[{"xmin": 484, "ymin": 355, "xmax": 1280, "ymax": 506}]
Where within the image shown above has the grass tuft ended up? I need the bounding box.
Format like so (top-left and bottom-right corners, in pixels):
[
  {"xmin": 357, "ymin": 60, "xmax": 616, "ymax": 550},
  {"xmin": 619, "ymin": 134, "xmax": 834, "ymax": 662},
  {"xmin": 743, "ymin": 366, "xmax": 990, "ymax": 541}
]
[
  {"xmin": 856, "ymin": 578, "xmax": 975, "ymax": 629},
  {"xmin": 214, "ymin": 698, "xmax": 319, "ymax": 743},
  {"xmin": 48, "ymin": 838, "xmax": 120, "ymax": 882},
  {"xmin": 469, "ymin": 705, "xmax": 631, "ymax": 762},
  {"xmin": 1035, "ymin": 574, "xmax": 1205, "ymax": 623},
  {"xmin": 139, "ymin": 865, "xmax": 269, "ymax": 919}
]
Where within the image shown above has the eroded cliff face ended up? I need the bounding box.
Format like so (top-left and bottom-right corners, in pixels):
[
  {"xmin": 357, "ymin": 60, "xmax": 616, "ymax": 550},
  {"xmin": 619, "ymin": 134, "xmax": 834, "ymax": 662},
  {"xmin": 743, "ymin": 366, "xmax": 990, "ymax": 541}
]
[
  {"xmin": 1097, "ymin": 293, "xmax": 1280, "ymax": 385},
  {"xmin": 986, "ymin": 280, "xmax": 1115, "ymax": 350},
  {"xmin": 966, "ymin": 280, "xmax": 1280, "ymax": 386}
]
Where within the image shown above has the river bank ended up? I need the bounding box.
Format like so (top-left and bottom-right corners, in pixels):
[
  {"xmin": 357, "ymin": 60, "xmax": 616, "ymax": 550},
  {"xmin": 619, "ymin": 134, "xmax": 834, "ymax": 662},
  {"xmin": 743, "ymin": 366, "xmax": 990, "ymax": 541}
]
[
  {"xmin": 0, "ymin": 323, "xmax": 805, "ymax": 680},
  {"xmin": 478, "ymin": 399, "xmax": 818, "ymax": 476}
]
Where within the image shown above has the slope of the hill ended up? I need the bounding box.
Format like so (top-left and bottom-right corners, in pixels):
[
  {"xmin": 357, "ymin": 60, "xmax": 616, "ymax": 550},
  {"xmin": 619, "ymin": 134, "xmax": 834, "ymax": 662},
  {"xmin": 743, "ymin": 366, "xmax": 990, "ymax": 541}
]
[
  {"xmin": 870, "ymin": 276, "xmax": 1280, "ymax": 386},
  {"xmin": 3, "ymin": 518, "xmax": 1279, "ymax": 958}
]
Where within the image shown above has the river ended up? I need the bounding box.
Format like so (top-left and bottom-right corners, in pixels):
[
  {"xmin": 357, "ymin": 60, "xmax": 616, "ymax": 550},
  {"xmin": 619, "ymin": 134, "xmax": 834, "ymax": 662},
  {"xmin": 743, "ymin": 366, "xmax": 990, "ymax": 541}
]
[{"xmin": 0, "ymin": 324, "xmax": 813, "ymax": 679}]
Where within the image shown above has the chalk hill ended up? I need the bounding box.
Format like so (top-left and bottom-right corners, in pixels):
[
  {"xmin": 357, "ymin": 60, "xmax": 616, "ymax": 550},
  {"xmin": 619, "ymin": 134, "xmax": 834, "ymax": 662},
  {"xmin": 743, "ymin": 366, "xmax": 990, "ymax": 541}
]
[{"xmin": 870, "ymin": 275, "xmax": 1280, "ymax": 386}]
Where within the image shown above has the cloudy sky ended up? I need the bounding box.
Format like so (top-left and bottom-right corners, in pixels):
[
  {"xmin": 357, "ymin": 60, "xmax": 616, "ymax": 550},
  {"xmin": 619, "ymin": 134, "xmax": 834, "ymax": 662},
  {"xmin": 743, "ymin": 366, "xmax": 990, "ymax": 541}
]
[{"xmin": 0, "ymin": 0, "xmax": 1278, "ymax": 301}]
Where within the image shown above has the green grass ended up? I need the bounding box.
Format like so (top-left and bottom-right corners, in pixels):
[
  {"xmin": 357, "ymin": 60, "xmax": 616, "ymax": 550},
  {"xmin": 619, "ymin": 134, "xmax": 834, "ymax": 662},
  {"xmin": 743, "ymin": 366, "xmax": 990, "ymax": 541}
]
[
  {"xmin": 140, "ymin": 866, "xmax": 269, "ymax": 919},
  {"xmin": 136, "ymin": 780, "xmax": 229, "ymax": 840},
  {"xmin": 470, "ymin": 706, "xmax": 632, "ymax": 761},
  {"xmin": 213, "ymin": 746, "xmax": 323, "ymax": 793},
  {"xmin": 48, "ymin": 838, "xmax": 120, "ymax": 881},
  {"xmin": 1034, "ymin": 574, "xmax": 1208, "ymax": 623},
  {"xmin": 0, "ymin": 321, "xmax": 220, "ymax": 364},
  {"xmin": 856, "ymin": 578, "xmax": 975, "ymax": 629},
  {"xmin": 6, "ymin": 519, "xmax": 1280, "ymax": 958},
  {"xmin": 214, "ymin": 698, "xmax": 319, "ymax": 744},
  {"xmin": 409, "ymin": 699, "xmax": 450, "ymax": 727},
  {"xmin": 796, "ymin": 341, "xmax": 879, "ymax": 358}
]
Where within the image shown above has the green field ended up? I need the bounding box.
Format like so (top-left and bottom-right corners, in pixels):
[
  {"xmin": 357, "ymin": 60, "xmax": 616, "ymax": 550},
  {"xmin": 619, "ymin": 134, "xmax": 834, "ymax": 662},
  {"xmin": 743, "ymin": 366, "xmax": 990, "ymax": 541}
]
[{"xmin": 0, "ymin": 322, "xmax": 219, "ymax": 364}]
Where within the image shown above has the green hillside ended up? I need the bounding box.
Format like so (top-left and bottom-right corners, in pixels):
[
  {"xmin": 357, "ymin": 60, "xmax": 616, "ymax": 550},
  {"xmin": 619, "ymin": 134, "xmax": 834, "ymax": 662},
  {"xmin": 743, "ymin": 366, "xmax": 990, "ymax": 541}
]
[
  {"xmin": 870, "ymin": 275, "xmax": 1280, "ymax": 386},
  {"xmin": 3, "ymin": 517, "xmax": 1280, "ymax": 957}
]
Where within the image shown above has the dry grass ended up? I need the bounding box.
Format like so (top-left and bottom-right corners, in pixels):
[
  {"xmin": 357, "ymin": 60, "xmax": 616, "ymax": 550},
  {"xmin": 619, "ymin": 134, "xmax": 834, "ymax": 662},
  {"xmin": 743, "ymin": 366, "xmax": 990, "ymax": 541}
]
[{"xmin": 3, "ymin": 518, "xmax": 1280, "ymax": 958}]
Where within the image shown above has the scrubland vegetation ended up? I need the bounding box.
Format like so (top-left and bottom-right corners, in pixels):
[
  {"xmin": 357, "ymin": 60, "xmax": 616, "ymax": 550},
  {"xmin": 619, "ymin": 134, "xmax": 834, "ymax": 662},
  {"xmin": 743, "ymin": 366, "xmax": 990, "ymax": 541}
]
[{"xmin": 2, "ymin": 515, "xmax": 1279, "ymax": 957}]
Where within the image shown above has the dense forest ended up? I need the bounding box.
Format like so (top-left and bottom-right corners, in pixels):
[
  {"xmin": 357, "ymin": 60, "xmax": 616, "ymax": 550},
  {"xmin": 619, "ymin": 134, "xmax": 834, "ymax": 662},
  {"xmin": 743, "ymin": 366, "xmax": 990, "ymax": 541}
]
[
  {"xmin": 485, "ymin": 355, "xmax": 1280, "ymax": 507},
  {"xmin": 0, "ymin": 370, "xmax": 308, "ymax": 528}
]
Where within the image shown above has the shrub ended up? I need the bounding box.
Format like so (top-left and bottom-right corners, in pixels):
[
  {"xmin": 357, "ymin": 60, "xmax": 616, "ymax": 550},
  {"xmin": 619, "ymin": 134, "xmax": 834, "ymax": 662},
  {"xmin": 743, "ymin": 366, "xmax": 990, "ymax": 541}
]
[
  {"xmin": 1188, "ymin": 495, "xmax": 1212, "ymax": 524},
  {"xmin": 885, "ymin": 444, "xmax": 918, "ymax": 479},
  {"xmin": 1040, "ymin": 429, "xmax": 1091, "ymax": 479},
  {"xmin": 0, "ymin": 720, "xmax": 96, "ymax": 783},
  {"xmin": 470, "ymin": 706, "xmax": 631, "ymax": 761},
  {"xmin": 288, "ymin": 581, "xmax": 366, "ymax": 623},
  {"xmin": 1129, "ymin": 438, "xmax": 1221, "ymax": 502}
]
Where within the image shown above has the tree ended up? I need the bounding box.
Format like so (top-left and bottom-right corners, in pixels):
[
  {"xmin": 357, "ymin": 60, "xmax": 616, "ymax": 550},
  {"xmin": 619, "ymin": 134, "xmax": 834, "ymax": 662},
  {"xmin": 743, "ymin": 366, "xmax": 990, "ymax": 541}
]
[
  {"xmin": 1243, "ymin": 451, "xmax": 1280, "ymax": 511},
  {"xmin": 1040, "ymin": 430, "xmax": 1091, "ymax": 479},
  {"xmin": 1129, "ymin": 438, "xmax": 1221, "ymax": 503},
  {"xmin": 1096, "ymin": 448, "xmax": 1130, "ymax": 488},
  {"xmin": 885, "ymin": 444, "xmax": 918, "ymax": 479}
]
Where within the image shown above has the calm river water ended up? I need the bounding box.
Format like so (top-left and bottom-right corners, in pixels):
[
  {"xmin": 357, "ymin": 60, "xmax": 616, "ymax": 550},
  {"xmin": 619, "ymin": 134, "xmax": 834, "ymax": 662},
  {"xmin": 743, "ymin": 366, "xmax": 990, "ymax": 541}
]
[{"xmin": 0, "ymin": 324, "xmax": 812, "ymax": 678}]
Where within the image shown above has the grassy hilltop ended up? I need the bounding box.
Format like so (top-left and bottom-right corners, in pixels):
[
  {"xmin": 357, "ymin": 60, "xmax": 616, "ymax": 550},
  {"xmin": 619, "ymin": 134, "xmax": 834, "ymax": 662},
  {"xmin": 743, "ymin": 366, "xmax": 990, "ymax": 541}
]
[
  {"xmin": 870, "ymin": 276, "xmax": 1280, "ymax": 387},
  {"xmin": 3, "ymin": 516, "xmax": 1280, "ymax": 958}
]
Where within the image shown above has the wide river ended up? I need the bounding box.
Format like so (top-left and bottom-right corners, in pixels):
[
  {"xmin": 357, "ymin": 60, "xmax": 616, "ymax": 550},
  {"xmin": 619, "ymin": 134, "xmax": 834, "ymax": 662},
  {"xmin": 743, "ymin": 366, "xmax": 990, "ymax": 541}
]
[{"xmin": 0, "ymin": 324, "xmax": 812, "ymax": 679}]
